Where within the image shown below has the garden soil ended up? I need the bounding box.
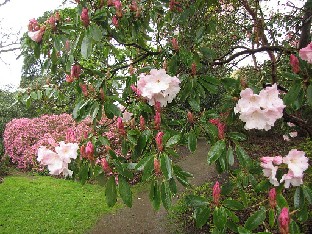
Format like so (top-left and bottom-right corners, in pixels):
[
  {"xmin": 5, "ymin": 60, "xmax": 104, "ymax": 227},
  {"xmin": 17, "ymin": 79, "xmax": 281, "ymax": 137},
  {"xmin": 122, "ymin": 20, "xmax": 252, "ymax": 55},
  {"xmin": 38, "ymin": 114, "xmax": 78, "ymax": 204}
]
[{"xmin": 89, "ymin": 139, "xmax": 217, "ymax": 234}]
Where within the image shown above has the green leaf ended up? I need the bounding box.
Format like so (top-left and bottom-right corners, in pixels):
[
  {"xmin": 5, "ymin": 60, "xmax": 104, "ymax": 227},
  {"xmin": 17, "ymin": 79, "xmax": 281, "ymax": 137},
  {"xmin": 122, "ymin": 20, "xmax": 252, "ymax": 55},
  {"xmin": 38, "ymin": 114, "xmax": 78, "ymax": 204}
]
[
  {"xmin": 188, "ymin": 130, "xmax": 197, "ymax": 152},
  {"xmin": 289, "ymin": 220, "xmax": 301, "ymax": 234},
  {"xmin": 194, "ymin": 207, "xmax": 210, "ymax": 228},
  {"xmin": 227, "ymin": 145, "xmax": 234, "ymax": 166},
  {"xmin": 283, "ymin": 81, "xmax": 301, "ymax": 106},
  {"xmin": 223, "ymin": 199, "xmax": 244, "ymax": 210},
  {"xmin": 160, "ymin": 153, "xmax": 172, "ymax": 179},
  {"xmin": 235, "ymin": 144, "xmax": 252, "ymax": 168},
  {"xmin": 89, "ymin": 24, "xmax": 102, "ymax": 41},
  {"xmin": 135, "ymin": 154, "xmax": 153, "ymax": 170},
  {"xmin": 166, "ymin": 134, "xmax": 180, "ymax": 147},
  {"xmin": 276, "ymin": 193, "xmax": 288, "ymax": 208},
  {"xmin": 105, "ymin": 176, "xmax": 117, "ymax": 207},
  {"xmin": 297, "ymin": 203, "xmax": 308, "ymax": 222},
  {"xmin": 149, "ymin": 180, "xmax": 161, "ymax": 210},
  {"xmin": 269, "ymin": 209, "xmax": 275, "ymax": 228},
  {"xmin": 188, "ymin": 98, "xmax": 200, "ymax": 112},
  {"xmin": 207, "ymin": 140, "xmax": 226, "ymax": 165},
  {"xmin": 237, "ymin": 226, "xmax": 252, "ymax": 234},
  {"xmin": 185, "ymin": 195, "xmax": 208, "ymax": 207},
  {"xmin": 118, "ymin": 175, "xmax": 132, "ymax": 207},
  {"xmin": 307, "ymin": 84, "xmax": 312, "ymax": 106},
  {"xmin": 227, "ymin": 132, "xmax": 246, "ymax": 141},
  {"xmin": 294, "ymin": 187, "xmax": 301, "ymax": 208},
  {"xmin": 81, "ymin": 34, "xmax": 92, "ymax": 59},
  {"xmin": 244, "ymin": 208, "xmax": 266, "ymax": 231},
  {"xmin": 302, "ymin": 185, "xmax": 312, "ymax": 204},
  {"xmin": 79, "ymin": 162, "xmax": 89, "ymax": 185},
  {"xmin": 161, "ymin": 181, "xmax": 171, "ymax": 210},
  {"xmin": 169, "ymin": 178, "xmax": 177, "ymax": 195},
  {"xmin": 213, "ymin": 207, "xmax": 227, "ymax": 230}
]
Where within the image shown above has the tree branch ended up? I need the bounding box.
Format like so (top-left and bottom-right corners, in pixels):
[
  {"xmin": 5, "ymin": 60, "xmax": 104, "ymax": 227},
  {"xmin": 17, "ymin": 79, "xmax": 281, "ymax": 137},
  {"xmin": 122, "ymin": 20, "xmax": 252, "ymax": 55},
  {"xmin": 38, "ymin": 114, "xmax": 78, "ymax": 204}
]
[{"xmin": 0, "ymin": 0, "xmax": 10, "ymax": 7}]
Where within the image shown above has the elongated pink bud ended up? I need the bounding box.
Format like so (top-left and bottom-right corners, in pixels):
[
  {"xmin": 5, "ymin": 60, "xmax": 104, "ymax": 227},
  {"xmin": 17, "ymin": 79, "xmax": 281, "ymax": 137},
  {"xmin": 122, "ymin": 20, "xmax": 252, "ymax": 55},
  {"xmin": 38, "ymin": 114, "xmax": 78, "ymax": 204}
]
[
  {"xmin": 71, "ymin": 64, "xmax": 81, "ymax": 79},
  {"xmin": 80, "ymin": 8, "xmax": 90, "ymax": 27},
  {"xmin": 155, "ymin": 132, "xmax": 164, "ymax": 152},
  {"xmin": 187, "ymin": 111, "xmax": 194, "ymax": 123},
  {"xmin": 154, "ymin": 112, "xmax": 161, "ymax": 130},
  {"xmin": 213, "ymin": 181, "xmax": 221, "ymax": 206},
  {"xmin": 290, "ymin": 54, "xmax": 299, "ymax": 74},
  {"xmin": 171, "ymin": 37, "xmax": 179, "ymax": 51},
  {"xmin": 140, "ymin": 115, "xmax": 145, "ymax": 130},
  {"xmin": 154, "ymin": 158, "xmax": 161, "ymax": 175},
  {"xmin": 85, "ymin": 141, "xmax": 94, "ymax": 155},
  {"xmin": 278, "ymin": 207, "xmax": 290, "ymax": 234},
  {"xmin": 101, "ymin": 158, "xmax": 112, "ymax": 175},
  {"xmin": 117, "ymin": 117, "xmax": 126, "ymax": 135},
  {"xmin": 268, "ymin": 188, "xmax": 276, "ymax": 208}
]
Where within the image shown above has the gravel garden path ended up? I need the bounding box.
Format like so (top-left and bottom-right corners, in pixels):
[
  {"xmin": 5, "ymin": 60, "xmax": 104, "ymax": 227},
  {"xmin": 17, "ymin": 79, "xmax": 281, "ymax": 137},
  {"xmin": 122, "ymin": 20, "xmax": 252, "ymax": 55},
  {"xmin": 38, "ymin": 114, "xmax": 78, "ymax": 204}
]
[{"xmin": 89, "ymin": 139, "xmax": 217, "ymax": 234}]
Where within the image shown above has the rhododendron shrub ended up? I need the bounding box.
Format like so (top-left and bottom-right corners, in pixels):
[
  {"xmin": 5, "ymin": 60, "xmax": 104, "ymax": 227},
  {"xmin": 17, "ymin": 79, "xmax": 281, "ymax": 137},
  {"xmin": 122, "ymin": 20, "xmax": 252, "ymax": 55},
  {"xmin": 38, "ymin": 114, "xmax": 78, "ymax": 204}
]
[{"xmin": 3, "ymin": 114, "xmax": 91, "ymax": 170}]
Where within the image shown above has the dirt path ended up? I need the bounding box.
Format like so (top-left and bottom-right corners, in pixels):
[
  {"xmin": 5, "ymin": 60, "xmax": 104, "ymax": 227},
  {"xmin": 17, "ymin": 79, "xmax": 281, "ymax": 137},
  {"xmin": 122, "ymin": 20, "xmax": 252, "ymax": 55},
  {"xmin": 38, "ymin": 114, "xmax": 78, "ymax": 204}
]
[{"xmin": 89, "ymin": 139, "xmax": 215, "ymax": 234}]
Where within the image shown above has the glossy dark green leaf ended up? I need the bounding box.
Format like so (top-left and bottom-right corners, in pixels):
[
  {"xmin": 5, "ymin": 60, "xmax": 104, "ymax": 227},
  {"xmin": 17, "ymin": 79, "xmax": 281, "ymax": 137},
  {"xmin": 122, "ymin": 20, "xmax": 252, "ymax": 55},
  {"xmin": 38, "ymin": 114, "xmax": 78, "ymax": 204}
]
[
  {"xmin": 160, "ymin": 153, "xmax": 172, "ymax": 179},
  {"xmin": 244, "ymin": 208, "xmax": 266, "ymax": 231},
  {"xmin": 276, "ymin": 193, "xmax": 288, "ymax": 208},
  {"xmin": 168, "ymin": 178, "xmax": 177, "ymax": 195},
  {"xmin": 166, "ymin": 134, "xmax": 180, "ymax": 147},
  {"xmin": 188, "ymin": 129, "xmax": 197, "ymax": 152},
  {"xmin": 185, "ymin": 194, "xmax": 208, "ymax": 207},
  {"xmin": 294, "ymin": 187, "xmax": 301, "ymax": 208},
  {"xmin": 207, "ymin": 140, "xmax": 226, "ymax": 165},
  {"xmin": 135, "ymin": 154, "xmax": 153, "ymax": 170},
  {"xmin": 90, "ymin": 24, "xmax": 102, "ymax": 41},
  {"xmin": 213, "ymin": 207, "xmax": 227, "ymax": 230},
  {"xmin": 235, "ymin": 143, "xmax": 252, "ymax": 168},
  {"xmin": 227, "ymin": 145, "xmax": 234, "ymax": 166},
  {"xmin": 149, "ymin": 180, "xmax": 161, "ymax": 210},
  {"xmin": 228, "ymin": 132, "xmax": 247, "ymax": 141},
  {"xmin": 194, "ymin": 207, "xmax": 210, "ymax": 228},
  {"xmin": 223, "ymin": 199, "xmax": 244, "ymax": 210},
  {"xmin": 105, "ymin": 176, "xmax": 117, "ymax": 207},
  {"xmin": 237, "ymin": 226, "xmax": 252, "ymax": 234},
  {"xmin": 161, "ymin": 181, "xmax": 171, "ymax": 210},
  {"xmin": 302, "ymin": 185, "xmax": 312, "ymax": 204},
  {"xmin": 269, "ymin": 208, "xmax": 275, "ymax": 228},
  {"xmin": 290, "ymin": 220, "xmax": 301, "ymax": 234},
  {"xmin": 81, "ymin": 34, "xmax": 92, "ymax": 59},
  {"xmin": 118, "ymin": 175, "xmax": 132, "ymax": 207},
  {"xmin": 188, "ymin": 98, "xmax": 200, "ymax": 112}
]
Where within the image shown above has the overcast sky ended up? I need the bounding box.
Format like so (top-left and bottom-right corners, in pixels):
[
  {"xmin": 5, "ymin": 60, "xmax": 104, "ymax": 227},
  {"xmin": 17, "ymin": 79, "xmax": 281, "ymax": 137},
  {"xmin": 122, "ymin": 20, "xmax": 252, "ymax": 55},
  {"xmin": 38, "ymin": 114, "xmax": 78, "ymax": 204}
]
[{"xmin": 0, "ymin": 0, "xmax": 74, "ymax": 90}]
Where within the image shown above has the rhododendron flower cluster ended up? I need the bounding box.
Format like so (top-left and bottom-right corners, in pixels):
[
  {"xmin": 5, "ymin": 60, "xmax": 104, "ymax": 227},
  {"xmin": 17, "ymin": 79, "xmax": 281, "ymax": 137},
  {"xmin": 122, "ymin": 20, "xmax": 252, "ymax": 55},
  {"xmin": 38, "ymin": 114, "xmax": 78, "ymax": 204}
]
[
  {"xmin": 135, "ymin": 69, "xmax": 180, "ymax": 107},
  {"xmin": 27, "ymin": 18, "xmax": 45, "ymax": 43},
  {"xmin": 299, "ymin": 42, "xmax": 312, "ymax": 63},
  {"xmin": 234, "ymin": 84, "xmax": 285, "ymax": 130},
  {"xmin": 260, "ymin": 149, "xmax": 309, "ymax": 188},
  {"xmin": 3, "ymin": 114, "xmax": 92, "ymax": 170},
  {"xmin": 37, "ymin": 141, "xmax": 79, "ymax": 177}
]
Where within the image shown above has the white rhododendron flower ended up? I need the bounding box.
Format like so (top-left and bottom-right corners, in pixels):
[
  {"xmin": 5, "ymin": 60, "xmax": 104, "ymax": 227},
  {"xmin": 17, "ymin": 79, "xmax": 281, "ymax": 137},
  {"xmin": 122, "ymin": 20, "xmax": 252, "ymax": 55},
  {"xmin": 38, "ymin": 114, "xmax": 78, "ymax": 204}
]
[
  {"xmin": 234, "ymin": 84, "xmax": 285, "ymax": 130},
  {"xmin": 55, "ymin": 141, "xmax": 79, "ymax": 163},
  {"xmin": 37, "ymin": 142, "xmax": 79, "ymax": 177},
  {"xmin": 137, "ymin": 69, "xmax": 180, "ymax": 107},
  {"xmin": 283, "ymin": 149, "xmax": 309, "ymax": 177},
  {"xmin": 260, "ymin": 149, "xmax": 309, "ymax": 188},
  {"xmin": 119, "ymin": 105, "xmax": 133, "ymax": 122}
]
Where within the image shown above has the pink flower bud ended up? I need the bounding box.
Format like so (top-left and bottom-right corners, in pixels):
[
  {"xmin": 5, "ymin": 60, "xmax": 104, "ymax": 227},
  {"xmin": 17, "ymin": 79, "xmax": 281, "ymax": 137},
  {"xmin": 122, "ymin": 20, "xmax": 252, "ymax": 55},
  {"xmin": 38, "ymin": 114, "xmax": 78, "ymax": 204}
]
[
  {"xmin": 65, "ymin": 40, "xmax": 71, "ymax": 52},
  {"xmin": 47, "ymin": 15, "xmax": 57, "ymax": 30},
  {"xmin": 112, "ymin": 15, "xmax": 119, "ymax": 27},
  {"xmin": 80, "ymin": 83, "xmax": 88, "ymax": 97},
  {"xmin": 65, "ymin": 74, "xmax": 74, "ymax": 83},
  {"xmin": 80, "ymin": 8, "xmax": 90, "ymax": 27},
  {"xmin": 169, "ymin": 0, "xmax": 182, "ymax": 12},
  {"xmin": 154, "ymin": 158, "xmax": 161, "ymax": 175},
  {"xmin": 212, "ymin": 181, "xmax": 221, "ymax": 206},
  {"xmin": 268, "ymin": 188, "xmax": 276, "ymax": 208},
  {"xmin": 278, "ymin": 207, "xmax": 290, "ymax": 234},
  {"xmin": 187, "ymin": 111, "xmax": 194, "ymax": 123},
  {"xmin": 154, "ymin": 112, "xmax": 161, "ymax": 130},
  {"xmin": 140, "ymin": 115, "xmax": 145, "ymax": 130},
  {"xmin": 155, "ymin": 132, "xmax": 164, "ymax": 152},
  {"xmin": 290, "ymin": 54, "xmax": 299, "ymax": 74},
  {"xmin": 80, "ymin": 145, "xmax": 86, "ymax": 159},
  {"xmin": 85, "ymin": 141, "xmax": 94, "ymax": 155},
  {"xmin": 191, "ymin": 62, "xmax": 196, "ymax": 76},
  {"xmin": 107, "ymin": 0, "xmax": 114, "ymax": 7},
  {"xmin": 154, "ymin": 101, "xmax": 161, "ymax": 113},
  {"xmin": 114, "ymin": 0, "xmax": 123, "ymax": 18},
  {"xmin": 130, "ymin": 85, "xmax": 141, "ymax": 96},
  {"xmin": 101, "ymin": 158, "xmax": 112, "ymax": 175},
  {"xmin": 117, "ymin": 117, "xmax": 126, "ymax": 135},
  {"xmin": 100, "ymin": 88, "xmax": 105, "ymax": 100},
  {"xmin": 28, "ymin": 18, "xmax": 39, "ymax": 32},
  {"xmin": 171, "ymin": 38, "xmax": 179, "ymax": 51},
  {"xmin": 209, "ymin": 118, "xmax": 225, "ymax": 139},
  {"xmin": 71, "ymin": 64, "xmax": 81, "ymax": 79},
  {"xmin": 130, "ymin": 0, "xmax": 138, "ymax": 12}
]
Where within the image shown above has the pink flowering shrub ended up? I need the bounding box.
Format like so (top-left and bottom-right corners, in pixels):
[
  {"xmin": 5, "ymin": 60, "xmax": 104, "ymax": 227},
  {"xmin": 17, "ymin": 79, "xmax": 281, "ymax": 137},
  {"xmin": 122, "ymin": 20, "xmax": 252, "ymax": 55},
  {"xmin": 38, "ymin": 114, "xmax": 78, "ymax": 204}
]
[{"xmin": 3, "ymin": 113, "xmax": 92, "ymax": 170}]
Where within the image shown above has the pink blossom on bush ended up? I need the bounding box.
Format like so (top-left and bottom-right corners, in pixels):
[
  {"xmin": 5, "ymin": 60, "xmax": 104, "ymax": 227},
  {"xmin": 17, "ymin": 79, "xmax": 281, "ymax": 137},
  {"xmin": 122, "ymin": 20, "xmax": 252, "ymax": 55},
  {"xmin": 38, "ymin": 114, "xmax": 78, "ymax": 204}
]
[
  {"xmin": 234, "ymin": 84, "xmax": 285, "ymax": 130},
  {"xmin": 3, "ymin": 113, "xmax": 91, "ymax": 170},
  {"xmin": 283, "ymin": 149, "xmax": 308, "ymax": 177},
  {"xmin": 299, "ymin": 42, "xmax": 312, "ymax": 63}
]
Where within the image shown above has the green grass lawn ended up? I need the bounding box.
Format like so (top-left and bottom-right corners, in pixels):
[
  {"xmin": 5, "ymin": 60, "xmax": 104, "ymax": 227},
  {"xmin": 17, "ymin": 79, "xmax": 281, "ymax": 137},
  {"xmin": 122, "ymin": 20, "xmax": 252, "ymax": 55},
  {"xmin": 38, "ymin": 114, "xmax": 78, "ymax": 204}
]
[{"xmin": 0, "ymin": 174, "xmax": 118, "ymax": 234}]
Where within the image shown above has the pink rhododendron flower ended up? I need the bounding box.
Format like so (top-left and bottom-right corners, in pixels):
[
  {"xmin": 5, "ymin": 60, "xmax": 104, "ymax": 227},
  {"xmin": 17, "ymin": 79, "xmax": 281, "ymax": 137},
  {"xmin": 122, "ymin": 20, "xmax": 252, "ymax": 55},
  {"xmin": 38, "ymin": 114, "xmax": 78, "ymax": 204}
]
[
  {"xmin": 55, "ymin": 141, "xmax": 79, "ymax": 163},
  {"xmin": 28, "ymin": 27, "xmax": 45, "ymax": 43},
  {"xmin": 280, "ymin": 171, "xmax": 303, "ymax": 188},
  {"xmin": 112, "ymin": 15, "xmax": 119, "ymax": 27},
  {"xmin": 287, "ymin": 122, "xmax": 295, "ymax": 127},
  {"xmin": 289, "ymin": 54, "xmax": 300, "ymax": 73},
  {"xmin": 289, "ymin": 131, "xmax": 297, "ymax": 138},
  {"xmin": 136, "ymin": 69, "xmax": 180, "ymax": 107},
  {"xmin": 299, "ymin": 42, "xmax": 312, "ymax": 63},
  {"xmin": 234, "ymin": 84, "xmax": 285, "ymax": 130},
  {"xmin": 119, "ymin": 105, "xmax": 133, "ymax": 122},
  {"xmin": 37, "ymin": 146, "xmax": 60, "ymax": 166},
  {"xmin": 261, "ymin": 159, "xmax": 280, "ymax": 186},
  {"xmin": 283, "ymin": 135, "xmax": 290, "ymax": 141},
  {"xmin": 85, "ymin": 141, "xmax": 94, "ymax": 155},
  {"xmin": 283, "ymin": 149, "xmax": 308, "ymax": 177},
  {"xmin": 212, "ymin": 181, "xmax": 221, "ymax": 206},
  {"xmin": 278, "ymin": 207, "xmax": 290, "ymax": 234}
]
